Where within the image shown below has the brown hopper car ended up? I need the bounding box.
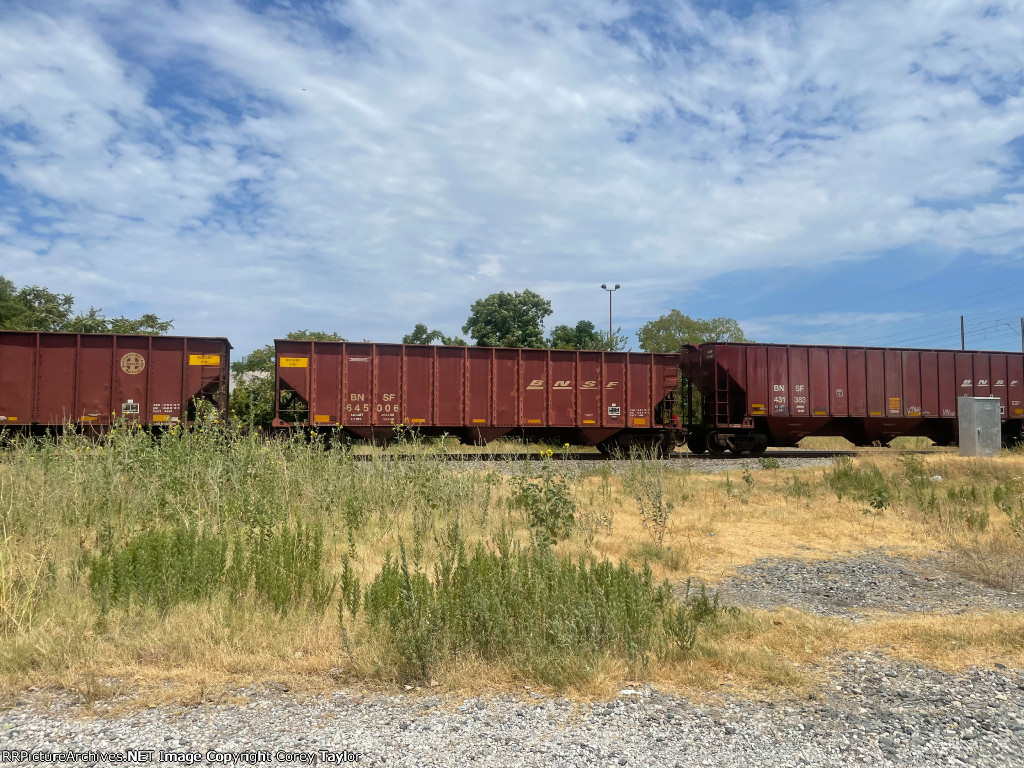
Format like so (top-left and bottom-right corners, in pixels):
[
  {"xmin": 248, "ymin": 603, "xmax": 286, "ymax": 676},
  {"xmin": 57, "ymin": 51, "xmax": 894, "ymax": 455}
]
[
  {"xmin": 683, "ymin": 342, "xmax": 1024, "ymax": 453},
  {"xmin": 273, "ymin": 340, "xmax": 682, "ymax": 453},
  {"xmin": 0, "ymin": 331, "xmax": 231, "ymax": 432}
]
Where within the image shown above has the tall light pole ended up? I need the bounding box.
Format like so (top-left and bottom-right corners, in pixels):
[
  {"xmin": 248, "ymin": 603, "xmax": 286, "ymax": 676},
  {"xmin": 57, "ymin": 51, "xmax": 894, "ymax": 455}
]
[{"xmin": 601, "ymin": 283, "xmax": 620, "ymax": 339}]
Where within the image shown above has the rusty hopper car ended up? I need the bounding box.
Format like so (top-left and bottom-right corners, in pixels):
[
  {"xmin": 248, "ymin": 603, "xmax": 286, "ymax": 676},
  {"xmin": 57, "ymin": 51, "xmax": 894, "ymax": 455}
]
[
  {"xmin": 273, "ymin": 340, "xmax": 682, "ymax": 453},
  {"xmin": 0, "ymin": 331, "xmax": 231, "ymax": 431},
  {"xmin": 683, "ymin": 342, "xmax": 1024, "ymax": 454}
]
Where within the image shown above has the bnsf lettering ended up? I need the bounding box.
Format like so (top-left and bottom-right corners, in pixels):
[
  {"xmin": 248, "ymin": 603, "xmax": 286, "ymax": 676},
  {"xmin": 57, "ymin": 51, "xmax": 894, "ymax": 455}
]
[
  {"xmin": 581, "ymin": 380, "xmax": 598, "ymax": 389},
  {"xmin": 995, "ymin": 380, "xmax": 1005, "ymax": 386},
  {"xmin": 553, "ymin": 380, "xmax": 572, "ymax": 389},
  {"xmin": 526, "ymin": 379, "xmax": 544, "ymax": 390},
  {"xmin": 978, "ymin": 379, "xmax": 989, "ymax": 387},
  {"xmin": 606, "ymin": 381, "xmax": 619, "ymax": 388},
  {"xmin": 350, "ymin": 394, "xmax": 365, "ymax": 401},
  {"xmin": 773, "ymin": 384, "xmax": 786, "ymax": 392},
  {"xmin": 961, "ymin": 380, "xmax": 972, "ymax": 387}
]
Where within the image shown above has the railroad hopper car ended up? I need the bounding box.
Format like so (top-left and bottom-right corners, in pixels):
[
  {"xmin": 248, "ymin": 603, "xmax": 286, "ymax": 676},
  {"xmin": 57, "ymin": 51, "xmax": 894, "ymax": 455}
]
[
  {"xmin": 273, "ymin": 340, "xmax": 682, "ymax": 453},
  {"xmin": 0, "ymin": 331, "xmax": 231, "ymax": 432},
  {"xmin": 683, "ymin": 342, "xmax": 1024, "ymax": 454}
]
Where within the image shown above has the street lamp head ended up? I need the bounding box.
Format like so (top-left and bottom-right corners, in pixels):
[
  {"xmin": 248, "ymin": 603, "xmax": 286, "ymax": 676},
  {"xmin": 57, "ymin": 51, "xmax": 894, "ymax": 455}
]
[
  {"xmin": 601, "ymin": 283, "xmax": 607, "ymax": 289},
  {"xmin": 614, "ymin": 283, "xmax": 621, "ymax": 290}
]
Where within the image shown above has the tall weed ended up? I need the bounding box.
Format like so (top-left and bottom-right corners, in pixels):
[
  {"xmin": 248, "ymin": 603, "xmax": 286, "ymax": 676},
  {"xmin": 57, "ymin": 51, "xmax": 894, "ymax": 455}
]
[
  {"xmin": 359, "ymin": 524, "xmax": 723, "ymax": 686},
  {"xmin": 623, "ymin": 453, "xmax": 675, "ymax": 546}
]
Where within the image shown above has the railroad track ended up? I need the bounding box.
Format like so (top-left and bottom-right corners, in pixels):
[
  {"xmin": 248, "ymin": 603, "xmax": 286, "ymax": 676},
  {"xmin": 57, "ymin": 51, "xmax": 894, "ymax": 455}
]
[{"xmin": 347, "ymin": 448, "xmax": 886, "ymax": 462}]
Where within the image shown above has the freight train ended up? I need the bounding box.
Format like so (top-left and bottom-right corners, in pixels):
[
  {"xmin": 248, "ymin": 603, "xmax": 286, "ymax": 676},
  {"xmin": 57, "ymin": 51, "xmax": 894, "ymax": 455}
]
[{"xmin": 2, "ymin": 330, "xmax": 1021, "ymax": 455}]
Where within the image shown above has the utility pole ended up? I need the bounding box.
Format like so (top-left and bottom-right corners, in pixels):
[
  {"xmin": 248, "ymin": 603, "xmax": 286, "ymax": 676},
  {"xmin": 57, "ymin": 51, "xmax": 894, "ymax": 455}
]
[
  {"xmin": 1020, "ymin": 317, "xmax": 1023, "ymax": 353},
  {"xmin": 961, "ymin": 315, "xmax": 965, "ymax": 351},
  {"xmin": 601, "ymin": 283, "xmax": 620, "ymax": 339}
]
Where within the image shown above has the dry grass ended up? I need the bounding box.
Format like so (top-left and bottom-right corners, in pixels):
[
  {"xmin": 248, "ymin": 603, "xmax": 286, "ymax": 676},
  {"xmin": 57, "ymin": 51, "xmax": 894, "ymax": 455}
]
[{"xmin": 0, "ymin": 427, "xmax": 1022, "ymax": 706}]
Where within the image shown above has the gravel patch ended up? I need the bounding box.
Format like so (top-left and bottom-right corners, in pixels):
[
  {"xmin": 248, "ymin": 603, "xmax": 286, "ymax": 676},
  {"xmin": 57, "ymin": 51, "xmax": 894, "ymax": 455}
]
[
  {"xmin": 711, "ymin": 550, "xmax": 1024, "ymax": 619},
  {"xmin": 2, "ymin": 653, "xmax": 1021, "ymax": 767}
]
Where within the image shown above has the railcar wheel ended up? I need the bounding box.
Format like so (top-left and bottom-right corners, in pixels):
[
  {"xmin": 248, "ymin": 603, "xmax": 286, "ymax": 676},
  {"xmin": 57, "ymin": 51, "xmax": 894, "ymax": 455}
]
[
  {"xmin": 686, "ymin": 433, "xmax": 707, "ymax": 454},
  {"xmin": 705, "ymin": 431, "xmax": 727, "ymax": 454}
]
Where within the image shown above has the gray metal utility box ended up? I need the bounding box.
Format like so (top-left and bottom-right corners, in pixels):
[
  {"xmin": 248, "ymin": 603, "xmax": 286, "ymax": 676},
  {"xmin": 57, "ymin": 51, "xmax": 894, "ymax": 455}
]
[{"xmin": 958, "ymin": 397, "xmax": 1002, "ymax": 457}]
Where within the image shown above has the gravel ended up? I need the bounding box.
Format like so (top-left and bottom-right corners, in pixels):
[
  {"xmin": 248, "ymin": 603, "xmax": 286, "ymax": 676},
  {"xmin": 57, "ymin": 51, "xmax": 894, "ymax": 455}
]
[
  {"xmin": 712, "ymin": 549, "xmax": 1024, "ymax": 619},
  {"xmin": 2, "ymin": 653, "xmax": 1022, "ymax": 767}
]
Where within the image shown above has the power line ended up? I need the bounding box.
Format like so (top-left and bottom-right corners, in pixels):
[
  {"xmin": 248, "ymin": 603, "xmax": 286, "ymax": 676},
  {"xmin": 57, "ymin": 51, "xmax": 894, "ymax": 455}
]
[{"xmin": 808, "ymin": 282, "xmax": 1024, "ymax": 341}]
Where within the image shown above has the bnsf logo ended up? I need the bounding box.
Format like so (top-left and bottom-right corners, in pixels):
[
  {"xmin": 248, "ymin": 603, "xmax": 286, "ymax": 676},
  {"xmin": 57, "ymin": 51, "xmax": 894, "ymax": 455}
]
[
  {"xmin": 527, "ymin": 379, "xmax": 618, "ymax": 390},
  {"xmin": 962, "ymin": 380, "xmax": 972, "ymax": 387}
]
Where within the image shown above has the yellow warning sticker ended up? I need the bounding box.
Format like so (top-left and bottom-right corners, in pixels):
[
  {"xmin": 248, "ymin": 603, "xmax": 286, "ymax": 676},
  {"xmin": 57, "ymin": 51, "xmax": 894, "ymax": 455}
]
[
  {"xmin": 189, "ymin": 354, "xmax": 221, "ymax": 366},
  {"xmin": 582, "ymin": 419, "xmax": 596, "ymax": 424},
  {"xmin": 751, "ymin": 404, "xmax": 765, "ymax": 410},
  {"xmin": 472, "ymin": 419, "xmax": 486, "ymax": 424},
  {"xmin": 888, "ymin": 397, "xmax": 901, "ymax": 412},
  {"xmin": 279, "ymin": 357, "xmax": 309, "ymax": 368},
  {"xmin": 80, "ymin": 416, "xmax": 98, "ymax": 422},
  {"xmin": 313, "ymin": 415, "xmax": 331, "ymax": 423},
  {"xmin": 1017, "ymin": 408, "xmax": 1024, "ymax": 416},
  {"xmin": 813, "ymin": 410, "xmax": 828, "ymax": 416},
  {"xmin": 869, "ymin": 410, "xmax": 882, "ymax": 416},
  {"xmin": 633, "ymin": 417, "xmax": 647, "ymax": 426},
  {"xmin": 527, "ymin": 419, "xmax": 541, "ymax": 424},
  {"xmin": 152, "ymin": 415, "xmax": 170, "ymax": 423},
  {"xmin": 0, "ymin": 416, "xmax": 17, "ymax": 422},
  {"xmin": 410, "ymin": 418, "xmax": 425, "ymax": 423}
]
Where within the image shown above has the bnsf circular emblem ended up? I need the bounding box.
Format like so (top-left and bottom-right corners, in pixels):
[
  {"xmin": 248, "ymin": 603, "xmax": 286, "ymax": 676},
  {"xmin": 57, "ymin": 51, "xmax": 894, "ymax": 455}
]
[{"xmin": 120, "ymin": 353, "xmax": 146, "ymax": 375}]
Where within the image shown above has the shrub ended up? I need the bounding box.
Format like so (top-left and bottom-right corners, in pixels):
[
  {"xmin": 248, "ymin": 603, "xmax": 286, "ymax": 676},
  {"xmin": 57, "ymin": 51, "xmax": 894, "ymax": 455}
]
[
  {"xmin": 88, "ymin": 527, "xmax": 227, "ymax": 616},
  {"xmin": 510, "ymin": 460, "xmax": 576, "ymax": 547},
  {"xmin": 229, "ymin": 519, "xmax": 337, "ymax": 615},
  {"xmin": 623, "ymin": 453, "xmax": 674, "ymax": 545},
  {"xmin": 782, "ymin": 474, "xmax": 812, "ymax": 499},
  {"xmin": 823, "ymin": 458, "xmax": 890, "ymax": 506},
  {"xmin": 359, "ymin": 525, "xmax": 723, "ymax": 686},
  {"xmin": 89, "ymin": 517, "xmax": 335, "ymax": 616}
]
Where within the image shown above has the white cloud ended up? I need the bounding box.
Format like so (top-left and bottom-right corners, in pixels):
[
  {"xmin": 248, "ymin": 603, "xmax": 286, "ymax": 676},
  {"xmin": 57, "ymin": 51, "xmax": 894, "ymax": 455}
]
[{"xmin": 0, "ymin": 0, "xmax": 1021, "ymax": 352}]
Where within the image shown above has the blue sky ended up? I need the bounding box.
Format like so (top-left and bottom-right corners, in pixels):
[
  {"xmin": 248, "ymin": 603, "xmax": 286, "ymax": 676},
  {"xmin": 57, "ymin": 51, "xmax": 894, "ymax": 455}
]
[{"xmin": 1, "ymin": 0, "xmax": 1022, "ymax": 356}]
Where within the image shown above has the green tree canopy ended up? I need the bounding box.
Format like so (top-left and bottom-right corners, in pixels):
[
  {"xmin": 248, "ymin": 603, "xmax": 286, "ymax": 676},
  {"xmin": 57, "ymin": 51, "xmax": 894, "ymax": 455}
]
[
  {"xmin": 230, "ymin": 329, "xmax": 346, "ymax": 430},
  {"xmin": 0, "ymin": 277, "xmax": 173, "ymax": 334},
  {"xmin": 636, "ymin": 310, "xmax": 749, "ymax": 353},
  {"xmin": 461, "ymin": 289, "xmax": 552, "ymax": 348},
  {"xmin": 547, "ymin": 320, "xmax": 627, "ymax": 351},
  {"xmin": 402, "ymin": 323, "xmax": 467, "ymax": 346}
]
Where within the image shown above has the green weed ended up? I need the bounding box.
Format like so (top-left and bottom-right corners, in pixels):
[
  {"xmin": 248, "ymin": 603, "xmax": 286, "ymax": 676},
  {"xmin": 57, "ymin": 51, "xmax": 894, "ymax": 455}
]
[
  {"xmin": 360, "ymin": 524, "xmax": 723, "ymax": 686},
  {"xmin": 623, "ymin": 453, "xmax": 675, "ymax": 545}
]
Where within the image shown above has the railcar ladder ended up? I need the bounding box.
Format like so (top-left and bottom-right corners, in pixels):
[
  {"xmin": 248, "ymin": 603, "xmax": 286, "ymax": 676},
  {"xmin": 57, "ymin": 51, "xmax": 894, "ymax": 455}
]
[{"xmin": 714, "ymin": 363, "xmax": 731, "ymax": 425}]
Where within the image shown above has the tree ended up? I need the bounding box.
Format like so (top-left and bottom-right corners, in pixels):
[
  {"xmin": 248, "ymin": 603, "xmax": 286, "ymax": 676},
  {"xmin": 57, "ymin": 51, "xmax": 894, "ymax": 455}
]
[
  {"xmin": 0, "ymin": 278, "xmax": 75, "ymax": 331},
  {"xmin": 402, "ymin": 323, "xmax": 467, "ymax": 346},
  {"xmin": 0, "ymin": 276, "xmax": 173, "ymax": 334},
  {"xmin": 462, "ymin": 289, "xmax": 552, "ymax": 348},
  {"xmin": 230, "ymin": 329, "xmax": 346, "ymax": 430},
  {"xmin": 547, "ymin": 320, "xmax": 627, "ymax": 351},
  {"xmin": 64, "ymin": 308, "xmax": 174, "ymax": 334},
  {"xmin": 636, "ymin": 310, "xmax": 748, "ymax": 353}
]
